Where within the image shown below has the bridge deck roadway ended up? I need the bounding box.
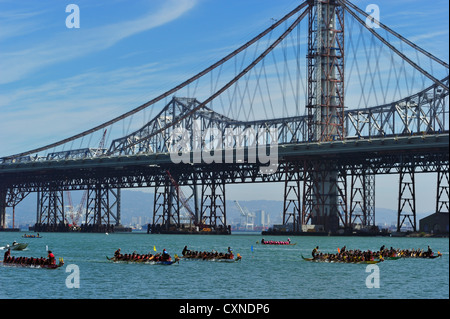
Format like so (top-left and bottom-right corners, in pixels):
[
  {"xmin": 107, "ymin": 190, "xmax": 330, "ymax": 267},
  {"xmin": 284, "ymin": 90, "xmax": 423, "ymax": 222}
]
[{"xmin": 0, "ymin": 134, "xmax": 448, "ymax": 190}]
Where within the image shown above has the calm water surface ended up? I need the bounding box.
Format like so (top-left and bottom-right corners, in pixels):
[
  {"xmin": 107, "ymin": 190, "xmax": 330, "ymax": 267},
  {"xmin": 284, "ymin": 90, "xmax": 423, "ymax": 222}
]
[{"xmin": 0, "ymin": 231, "xmax": 448, "ymax": 299}]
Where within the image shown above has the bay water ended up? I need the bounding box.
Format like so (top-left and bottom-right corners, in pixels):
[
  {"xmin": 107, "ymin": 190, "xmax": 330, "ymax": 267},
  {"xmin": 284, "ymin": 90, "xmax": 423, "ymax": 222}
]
[{"xmin": 0, "ymin": 231, "xmax": 448, "ymax": 299}]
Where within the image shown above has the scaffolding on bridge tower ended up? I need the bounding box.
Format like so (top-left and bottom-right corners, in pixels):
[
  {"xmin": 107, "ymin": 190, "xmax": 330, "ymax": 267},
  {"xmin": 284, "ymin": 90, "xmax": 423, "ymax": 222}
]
[
  {"xmin": 300, "ymin": 0, "xmax": 346, "ymax": 232},
  {"xmin": 307, "ymin": 0, "xmax": 345, "ymax": 142}
]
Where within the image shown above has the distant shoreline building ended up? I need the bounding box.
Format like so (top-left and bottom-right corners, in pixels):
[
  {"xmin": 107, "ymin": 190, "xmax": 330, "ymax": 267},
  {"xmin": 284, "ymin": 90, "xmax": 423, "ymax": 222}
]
[
  {"xmin": 254, "ymin": 210, "xmax": 270, "ymax": 229},
  {"xmin": 419, "ymin": 212, "xmax": 449, "ymax": 235}
]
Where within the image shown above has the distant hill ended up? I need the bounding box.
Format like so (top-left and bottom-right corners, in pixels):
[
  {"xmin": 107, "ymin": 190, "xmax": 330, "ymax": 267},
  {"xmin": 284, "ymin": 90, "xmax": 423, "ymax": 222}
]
[{"xmin": 6, "ymin": 189, "xmax": 432, "ymax": 229}]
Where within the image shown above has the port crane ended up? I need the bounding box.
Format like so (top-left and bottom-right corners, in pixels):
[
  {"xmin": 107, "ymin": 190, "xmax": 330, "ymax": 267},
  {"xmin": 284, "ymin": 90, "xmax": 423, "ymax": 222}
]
[{"xmin": 234, "ymin": 200, "xmax": 255, "ymax": 230}]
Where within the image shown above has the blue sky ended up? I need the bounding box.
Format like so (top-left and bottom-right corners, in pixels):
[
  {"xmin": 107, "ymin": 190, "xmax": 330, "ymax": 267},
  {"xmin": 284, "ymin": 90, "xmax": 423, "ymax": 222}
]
[{"xmin": 0, "ymin": 0, "xmax": 448, "ymax": 213}]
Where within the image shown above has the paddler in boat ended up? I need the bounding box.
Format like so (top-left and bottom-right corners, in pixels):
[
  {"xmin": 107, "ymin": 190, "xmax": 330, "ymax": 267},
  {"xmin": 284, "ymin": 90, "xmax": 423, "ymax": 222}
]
[
  {"xmin": 161, "ymin": 249, "xmax": 171, "ymax": 261},
  {"xmin": 312, "ymin": 246, "xmax": 319, "ymax": 259},
  {"xmin": 3, "ymin": 247, "xmax": 11, "ymax": 262},
  {"xmin": 114, "ymin": 248, "xmax": 122, "ymax": 259},
  {"xmin": 47, "ymin": 251, "xmax": 56, "ymax": 265},
  {"xmin": 261, "ymin": 238, "xmax": 265, "ymax": 244},
  {"xmin": 227, "ymin": 247, "xmax": 234, "ymax": 259},
  {"xmin": 182, "ymin": 246, "xmax": 190, "ymax": 256}
]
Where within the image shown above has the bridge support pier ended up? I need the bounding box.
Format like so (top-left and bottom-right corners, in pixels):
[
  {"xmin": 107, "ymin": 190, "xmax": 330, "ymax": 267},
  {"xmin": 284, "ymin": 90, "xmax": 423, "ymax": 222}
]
[
  {"xmin": 200, "ymin": 171, "xmax": 229, "ymax": 234},
  {"xmin": 282, "ymin": 159, "xmax": 346, "ymax": 234},
  {"xmin": 304, "ymin": 161, "xmax": 341, "ymax": 233},
  {"xmin": 349, "ymin": 170, "xmax": 375, "ymax": 228},
  {"xmin": 0, "ymin": 188, "xmax": 6, "ymax": 229},
  {"xmin": 152, "ymin": 177, "xmax": 181, "ymax": 232},
  {"xmin": 436, "ymin": 165, "xmax": 449, "ymax": 214},
  {"xmin": 397, "ymin": 167, "xmax": 417, "ymax": 232},
  {"xmin": 283, "ymin": 162, "xmax": 301, "ymax": 232},
  {"xmin": 84, "ymin": 185, "xmax": 120, "ymax": 232},
  {"xmin": 36, "ymin": 188, "xmax": 66, "ymax": 232}
]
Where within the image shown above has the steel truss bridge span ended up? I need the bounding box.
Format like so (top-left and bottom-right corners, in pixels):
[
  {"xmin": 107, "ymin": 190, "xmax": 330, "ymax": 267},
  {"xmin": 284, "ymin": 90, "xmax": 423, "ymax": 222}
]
[
  {"xmin": 1, "ymin": 133, "xmax": 448, "ymax": 233},
  {"xmin": 1, "ymin": 75, "xmax": 448, "ymax": 165}
]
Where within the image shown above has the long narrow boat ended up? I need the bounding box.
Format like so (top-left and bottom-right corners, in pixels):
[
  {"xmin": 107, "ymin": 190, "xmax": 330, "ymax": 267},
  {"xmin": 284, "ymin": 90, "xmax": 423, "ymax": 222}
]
[
  {"xmin": 180, "ymin": 254, "xmax": 242, "ymax": 262},
  {"xmin": 22, "ymin": 234, "xmax": 43, "ymax": 238},
  {"xmin": 301, "ymin": 255, "xmax": 382, "ymax": 264},
  {"xmin": 257, "ymin": 240, "xmax": 296, "ymax": 246},
  {"xmin": 401, "ymin": 255, "xmax": 442, "ymax": 259},
  {"xmin": 1, "ymin": 258, "xmax": 64, "ymax": 269},
  {"xmin": 106, "ymin": 256, "xmax": 179, "ymax": 265}
]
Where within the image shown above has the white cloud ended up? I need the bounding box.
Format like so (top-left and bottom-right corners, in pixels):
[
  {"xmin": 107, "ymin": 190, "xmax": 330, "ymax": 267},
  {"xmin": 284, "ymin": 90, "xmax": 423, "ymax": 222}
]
[{"xmin": 0, "ymin": 0, "xmax": 198, "ymax": 84}]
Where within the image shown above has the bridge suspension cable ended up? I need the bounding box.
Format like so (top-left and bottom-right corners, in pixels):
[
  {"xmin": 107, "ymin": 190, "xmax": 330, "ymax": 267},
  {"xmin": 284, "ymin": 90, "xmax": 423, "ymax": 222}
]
[
  {"xmin": 106, "ymin": 5, "xmax": 311, "ymax": 156},
  {"xmin": 3, "ymin": 1, "xmax": 309, "ymax": 161},
  {"xmin": 2, "ymin": 0, "xmax": 448, "ymax": 161},
  {"xmin": 340, "ymin": 0, "xmax": 449, "ymax": 70},
  {"xmin": 338, "ymin": 0, "xmax": 449, "ymax": 92}
]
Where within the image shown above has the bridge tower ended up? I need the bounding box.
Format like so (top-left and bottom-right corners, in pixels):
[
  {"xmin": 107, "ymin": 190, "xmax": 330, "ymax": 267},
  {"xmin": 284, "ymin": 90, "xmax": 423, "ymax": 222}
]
[{"xmin": 304, "ymin": 0, "xmax": 345, "ymax": 232}]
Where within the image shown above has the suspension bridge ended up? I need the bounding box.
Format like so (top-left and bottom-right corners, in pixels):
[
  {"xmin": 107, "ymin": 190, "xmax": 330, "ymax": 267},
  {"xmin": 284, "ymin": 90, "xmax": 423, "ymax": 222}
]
[{"xmin": 0, "ymin": 0, "xmax": 448, "ymax": 234}]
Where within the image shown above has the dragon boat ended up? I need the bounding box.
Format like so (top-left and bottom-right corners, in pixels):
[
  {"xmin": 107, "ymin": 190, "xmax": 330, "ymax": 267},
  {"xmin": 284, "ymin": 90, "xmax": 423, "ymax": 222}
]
[
  {"xmin": 181, "ymin": 253, "xmax": 242, "ymax": 262},
  {"xmin": 106, "ymin": 256, "xmax": 179, "ymax": 265},
  {"xmin": 400, "ymin": 254, "xmax": 442, "ymax": 259},
  {"xmin": 1, "ymin": 257, "xmax": 64, "ymax": 269},
  {"xmin": 22, "ymin": 234, "xmax": 43, "ymax": 238},
  {"xmin": 257, "ymin": 239, "xmax": 296, "ymax": 246},
  {"xmin": 301, "ymin": 255, "xmax": 382, "ymax": 264}
]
